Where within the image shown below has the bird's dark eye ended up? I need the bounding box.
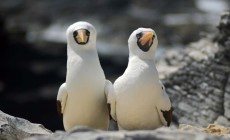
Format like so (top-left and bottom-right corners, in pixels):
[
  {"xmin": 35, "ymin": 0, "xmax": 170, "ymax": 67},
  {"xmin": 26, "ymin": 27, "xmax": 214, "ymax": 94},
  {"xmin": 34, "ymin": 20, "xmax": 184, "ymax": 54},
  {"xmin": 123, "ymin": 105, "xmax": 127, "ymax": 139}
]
[
  {"xmin": 136, "ymin": 33, "xmax": 142, "ymax": 39},
  {"xmin": 73, "ymin": 31, "xmax": 78, "ymax": 37},
  {"xmin": 86, "ymin": 30, "xmax": 90, "ymax": 36},
  {"xmin": 161, "ymin": 86, "xmax": 164, "ymax": 90}
]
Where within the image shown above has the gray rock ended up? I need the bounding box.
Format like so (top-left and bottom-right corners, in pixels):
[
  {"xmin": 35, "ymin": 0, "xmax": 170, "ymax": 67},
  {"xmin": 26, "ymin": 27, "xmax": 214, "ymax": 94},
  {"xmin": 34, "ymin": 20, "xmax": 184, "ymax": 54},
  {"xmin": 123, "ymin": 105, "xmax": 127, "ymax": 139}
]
[
  {"xmin": 26, "ymin": 126, "xmax": 230, "ymax": 140},
  {"xmin": 0, "ymin": 110, "xmax": 51, "ymax": 140},
  {"xmin": 215, "ymin": 116, "xmax": 230, "ymax": 126},
  {"xmin": 178, "ymin": 102, "xmax": 196, "ymax": 113},
  {"xmin": 159, "ymin": 12, "xmax": 230, "ymax": 127},
  {"xmin": 224, "ymin": 76, "xmax": 230, "ymax": 119}
]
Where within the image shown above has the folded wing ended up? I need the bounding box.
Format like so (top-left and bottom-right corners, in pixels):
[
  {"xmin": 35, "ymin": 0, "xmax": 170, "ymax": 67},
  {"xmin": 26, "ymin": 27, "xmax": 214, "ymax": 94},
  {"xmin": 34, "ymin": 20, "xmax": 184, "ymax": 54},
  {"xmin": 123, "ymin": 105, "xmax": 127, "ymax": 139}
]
[
  {"xmin": 57, "ymin": 83, "xmax": 68, "ymax": 118},
  {"xmin": 156, "ymin": 81, "xmax": 173, "ymax": 126}
]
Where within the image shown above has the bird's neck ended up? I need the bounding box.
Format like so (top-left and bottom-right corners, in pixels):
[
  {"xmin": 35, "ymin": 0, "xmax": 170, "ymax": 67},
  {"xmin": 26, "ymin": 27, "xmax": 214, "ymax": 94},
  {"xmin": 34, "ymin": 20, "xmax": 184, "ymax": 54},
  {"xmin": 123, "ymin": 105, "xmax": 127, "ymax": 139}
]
[
  {"xmin": 67, "ymin": 46, "xmax": 99, "ymax": 62},
  {"xmin": 129, "ymin": 51, "xmax": 156, "ymax": 62},
  {"xmin": 67, "ymin": 46, "xmax": 98, "ymax": 57},
  {"xmin": 128, "ymin": 55, "xmax": 156, "ymax": 66}
]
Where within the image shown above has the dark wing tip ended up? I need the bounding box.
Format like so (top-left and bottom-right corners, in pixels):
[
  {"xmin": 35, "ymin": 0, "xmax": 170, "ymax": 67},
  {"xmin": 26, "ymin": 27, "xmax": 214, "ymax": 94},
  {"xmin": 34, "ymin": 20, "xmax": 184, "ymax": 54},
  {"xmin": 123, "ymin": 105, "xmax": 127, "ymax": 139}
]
[
  {"xmin": 57, "ymin": 100, "xmax": 63, "ymax": 118},
  {"xmin": 107, "ymin": 103, "xmax": 112, "ymax": 120},
  {"xmin": 107, "ymin": 103, "xmax": 117, "ymax": 122},
  {"xmin": 161, "ymin": 107, "xmax": 173, "ymax": 127}
]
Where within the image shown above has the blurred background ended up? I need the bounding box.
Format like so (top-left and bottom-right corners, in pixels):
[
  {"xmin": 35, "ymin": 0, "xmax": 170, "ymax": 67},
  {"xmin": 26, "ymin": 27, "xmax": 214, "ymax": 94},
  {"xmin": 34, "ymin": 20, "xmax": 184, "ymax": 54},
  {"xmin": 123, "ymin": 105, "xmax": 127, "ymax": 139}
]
[{"xmin": 0, "ymin": 0, "xmax": 229, "ymax": 131}]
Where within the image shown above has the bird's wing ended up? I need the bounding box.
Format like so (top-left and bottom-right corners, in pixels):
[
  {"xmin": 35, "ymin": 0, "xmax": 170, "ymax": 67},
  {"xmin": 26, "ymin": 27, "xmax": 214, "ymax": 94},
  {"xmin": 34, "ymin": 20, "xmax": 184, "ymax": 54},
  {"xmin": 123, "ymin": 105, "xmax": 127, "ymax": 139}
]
[
  {"xmin": 57, "ymin": 83, "xmax": 68, "ymax": 118},
  {"xmin": 156, "ymin": 81, "xmax": 173, "ymax": 126},
  {"xmin": 105, "ymin": 80, "xmax": 117, "ymax": 121}
]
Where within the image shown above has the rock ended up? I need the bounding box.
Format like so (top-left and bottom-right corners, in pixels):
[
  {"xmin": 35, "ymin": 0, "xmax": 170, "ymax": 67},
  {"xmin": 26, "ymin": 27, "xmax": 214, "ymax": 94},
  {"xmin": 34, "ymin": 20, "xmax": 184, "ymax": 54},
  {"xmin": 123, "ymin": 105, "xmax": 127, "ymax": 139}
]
[
  {"xmin": 178, "ymin": 102, "xmax": 196, "ymax": 113},
  {"xmin": 179, "ymin": 124, "xmax": 230, "ymax": 136},
  {"xmin": 179, "ymin": 124, "xmax": 202, "ymax": 132},
  {"xmin": 157, "ymin": 38, "xmax": 218, "ymax": 79},
  {"xmin": 186, "ymin": 39, "xmax": 219, "ymax": 61},
  {"xmin": 0, "ymin": 110, "xmax": 51, "ymax": 140},
  {"xmin": 159, "ymin": 12, "xmax": 230, "ymax": 127},
  {"xmin": 26, "ymin": 126, "xmax": 229, "ymax": 140},
  {"xmin": 214, "ymin": 116, "xmax": 230, "ymax": 127},
  {"xmin": 203, "ymin": 124, "xmax": 230, "ymax": 136},
  {"xmin": 216, "ymin": 11, "xmax": 230, "ymax": 46}
]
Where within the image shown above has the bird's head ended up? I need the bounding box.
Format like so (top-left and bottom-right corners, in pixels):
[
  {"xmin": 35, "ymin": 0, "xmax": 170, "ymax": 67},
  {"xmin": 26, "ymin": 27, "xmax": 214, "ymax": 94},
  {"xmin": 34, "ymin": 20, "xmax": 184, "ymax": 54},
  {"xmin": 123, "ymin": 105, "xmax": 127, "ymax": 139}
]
[
  {"xmin": 66, "ymin": 21, "xmax": 96, "ymax": 51},
  {"xmin": 128, "ymin": 28, "xmax": 158, "ymax": 59}
]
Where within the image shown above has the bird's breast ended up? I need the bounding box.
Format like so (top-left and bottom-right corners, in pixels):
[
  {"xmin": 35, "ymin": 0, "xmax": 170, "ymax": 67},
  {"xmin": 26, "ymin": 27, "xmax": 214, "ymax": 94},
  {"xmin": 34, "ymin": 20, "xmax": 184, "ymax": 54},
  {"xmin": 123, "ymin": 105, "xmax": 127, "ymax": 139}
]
[
  {"xmin": 114, "ymin": 62, "xmax": 161, "ymax": 110},
  {"xmin": 66, "ymin": 60, "xmax": 105, "ymax": 97}
]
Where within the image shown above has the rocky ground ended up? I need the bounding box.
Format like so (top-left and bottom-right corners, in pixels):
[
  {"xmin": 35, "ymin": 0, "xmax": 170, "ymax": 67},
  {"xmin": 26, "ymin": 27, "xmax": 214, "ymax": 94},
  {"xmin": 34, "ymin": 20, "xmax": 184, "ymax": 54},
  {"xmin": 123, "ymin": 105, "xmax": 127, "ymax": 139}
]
[
  {"xmin": 1, "ymin": 109, "xmax": 230, "ymax": 140},
  {"xmin": 25, "ymin": 126, "xmax": 230, "ymax": 140}
]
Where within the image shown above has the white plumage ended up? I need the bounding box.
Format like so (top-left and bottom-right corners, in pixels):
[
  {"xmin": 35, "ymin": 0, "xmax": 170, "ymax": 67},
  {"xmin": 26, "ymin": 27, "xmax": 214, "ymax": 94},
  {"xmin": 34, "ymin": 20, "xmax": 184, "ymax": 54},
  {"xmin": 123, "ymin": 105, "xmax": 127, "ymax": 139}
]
[
  {"xmin": 57, "ymin": 21, "xmax": 109, "ymax": 131},
  {"xmin": 109, "ymin": 28, "xmax": 172, "ymax": 130}
]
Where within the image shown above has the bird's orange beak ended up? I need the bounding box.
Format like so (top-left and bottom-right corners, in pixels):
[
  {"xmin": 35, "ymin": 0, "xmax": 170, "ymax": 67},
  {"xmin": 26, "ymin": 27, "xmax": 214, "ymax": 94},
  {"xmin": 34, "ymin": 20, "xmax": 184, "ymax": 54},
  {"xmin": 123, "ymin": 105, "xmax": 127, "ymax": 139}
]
[
  {"xmin": 76, "ymin": 29, "xmax": 89, "ymax": 44},
  {"xmin": 139, "ymin": 31, "xmax": 154, "ymax": 46}
]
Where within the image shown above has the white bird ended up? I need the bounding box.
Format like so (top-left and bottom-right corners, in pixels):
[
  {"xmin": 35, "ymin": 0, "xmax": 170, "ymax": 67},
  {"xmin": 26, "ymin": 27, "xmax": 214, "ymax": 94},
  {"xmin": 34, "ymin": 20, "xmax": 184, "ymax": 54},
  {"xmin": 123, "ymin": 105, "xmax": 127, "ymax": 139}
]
[
  {"xmin": 57, "ymin": 21, "xmax": 110, "ymax": 131},
  {"xmin": 109, "ymin": 28, "xmax": 173, "ymax": 130}
]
